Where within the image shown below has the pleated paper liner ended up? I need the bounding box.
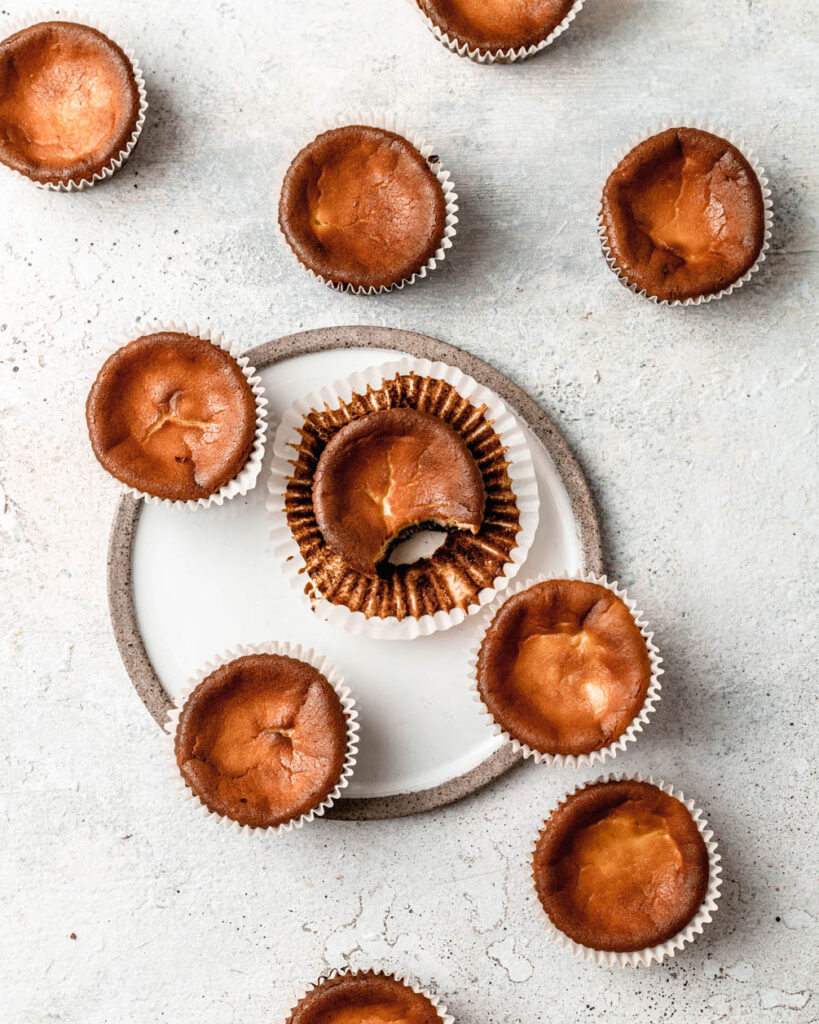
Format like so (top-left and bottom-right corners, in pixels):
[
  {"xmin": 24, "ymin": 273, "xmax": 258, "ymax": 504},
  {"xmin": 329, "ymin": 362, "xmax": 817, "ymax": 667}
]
[
  {"xmin": 89, "ymin": 320, "xmax": 268, "ymax": 510},
  {"xmin": 267, "ymin": 355, "xmax": 540, "ymax": 639},
  {"xmin": 0, "ymin": 9, "xmax": 147, "ymax": 190},
  {"xmin": 529, "ymin": 773, "xmax": 722, "ymax": 967},
  {"xmin": 467, "ymin": 573, "xmax": 663, "ymax": 767},
  {"xmin": 411, "ymin": 0, "xmax": 586, "ymax": 64},
  {"xmin": 598, "ymin": 120, "xmax": 773, "ymax": 306},
  {"xmin": 276, "ymin": 968, "xmax": 454, "ymax": 1024},
  {"xmin": 164, "ymin": 641, "xmax": 359, "ymax": 836},
  {"xmin": 276, "ymin": 112, "xmax": 458, "ymax": 294}
]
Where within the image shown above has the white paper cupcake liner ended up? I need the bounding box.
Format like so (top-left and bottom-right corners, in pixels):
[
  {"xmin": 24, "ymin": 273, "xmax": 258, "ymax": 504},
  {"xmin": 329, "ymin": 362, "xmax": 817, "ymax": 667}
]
[
  {"xmin": 410, "ymin": 0, "xmax": 585, "ymax": 63},
  {"xmin": 0, "ymin": 9, "xmax": 147, "ymax": 191},
  {"xmin": 530, "ymin": 772, "xmax": 722, "ymax": 967},
  {"xmin": 267, "ymin": 355, "xmax": 540, "ymax": 639},
  {"xmin": 164, "ymin": 640, "xmax": 359, "ymax": 835},
  {"xmin": 276, "ymin": 112, "xmax": 458, "ymax": 295},
  {"xmin": 598, "ymin": 119, "xmax": 773, "ymax": 306},
  {"xmin": 90, "ymin": 319, "xmax": 268, "ymax": 510},
  {"xmin": 468, "ymin": 573, "xmax": 663, "ymax": 767},
  {"xmin": 276, "ymin": 968, "xmax": 454, "ymax": 1024}
]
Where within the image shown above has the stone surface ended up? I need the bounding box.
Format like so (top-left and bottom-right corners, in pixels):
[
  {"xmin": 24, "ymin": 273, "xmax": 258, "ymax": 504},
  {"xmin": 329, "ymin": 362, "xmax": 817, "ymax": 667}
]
[{"xmin": 1, "ymin": 1, "xmax": 817, "ymax": 1022}]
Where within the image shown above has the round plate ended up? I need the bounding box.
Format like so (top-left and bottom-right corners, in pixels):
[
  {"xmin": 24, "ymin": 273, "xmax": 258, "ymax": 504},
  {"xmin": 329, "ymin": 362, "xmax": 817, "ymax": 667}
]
[{"xmin": 108, "ymin": 326, "xmax": 602, "ymax": 819}]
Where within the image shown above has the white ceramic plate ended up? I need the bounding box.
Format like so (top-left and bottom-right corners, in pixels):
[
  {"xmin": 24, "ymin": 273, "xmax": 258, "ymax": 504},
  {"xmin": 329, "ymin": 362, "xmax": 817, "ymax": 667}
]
[{"xmin": 130, "ymin": 345, "xmax": 584, "ymax": 801}]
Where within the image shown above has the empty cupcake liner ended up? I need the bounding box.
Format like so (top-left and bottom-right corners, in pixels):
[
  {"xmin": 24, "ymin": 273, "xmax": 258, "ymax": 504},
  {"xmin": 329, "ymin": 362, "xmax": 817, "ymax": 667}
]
[
  {"xmin": 410, "ymin": 0, "xmax": 586, "ymax": 64},
  {"xmin": 467, "ymin": 572, "xmax": 663, "ymax": 767},
  {"xmin": 276, "ymin": 967, "xmax": 454, "ymax": 1024},
  {"xmin": 529, "ymin": 772, "xmax": 722, "ymax": 967},
  {"xmin": 0, "ymin": 9, "xmax": 148, "ymax": 191},
  {"xmin": 276, "ymin": 111, "xmax": 458, "ymax": 295},
  {"xmin": 267, "ymin": 354, "xmax": 540, "ymax": 639},
  {"xmin": 89, "ymin": 319, "xmax": 268, "ymax": 510},
  {"xmin": 164, "ymin": 640, "xmax": 359, "ymax": 835},
  {"xmin": 598, "ymin": 119, "xmax": 773, "ymax": 306}
]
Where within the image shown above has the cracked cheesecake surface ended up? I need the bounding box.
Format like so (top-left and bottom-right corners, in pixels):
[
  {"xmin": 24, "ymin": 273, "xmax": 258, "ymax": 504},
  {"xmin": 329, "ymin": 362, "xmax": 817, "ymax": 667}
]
[
  {"xmin": 175, "ymin": 654, "xmax": 348, "ymax": 828},
  {"xmin": 0, "ymin": 21, "xmax": 140, "ymax": 184},
  {"xmin": 601, "ymin": 127, "xmax": 765, "ymax": 302},
  {"xmin": 477, "ymin": 579, "xmax": 651, "ymax": 756},
  {"xmin": 86, "ymin": 332, "xmax": 257, "ymax": 501},
  {"xmin": 279, "ymin": 125, "xmax": 447, "ymax": 290},
  {"xmin": 313, "ymin": 407, "xmax": 485, "ymax": 578},
  {"xmin": 533, "ymin": 779, "xmax": 709, "ymax": 952}
]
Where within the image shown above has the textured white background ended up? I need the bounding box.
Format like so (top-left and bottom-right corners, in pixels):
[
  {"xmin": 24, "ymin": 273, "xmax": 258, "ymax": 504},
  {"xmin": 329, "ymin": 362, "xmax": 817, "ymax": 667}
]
[{"xmin": 1, "ymin": 1, "xmax": 817, "ymax": 1021}]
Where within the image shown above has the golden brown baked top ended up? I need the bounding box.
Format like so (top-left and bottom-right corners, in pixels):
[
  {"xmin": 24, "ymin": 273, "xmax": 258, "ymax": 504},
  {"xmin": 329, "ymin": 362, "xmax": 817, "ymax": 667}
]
[
  {"xmin": 175, "ymin": 654, "xmax": 348, "ymax": 829},
  {"xmin": 86, "ymin": 332, "xmax": 257, "ymax": 502},
  {"xmin": 313, "ymin": 407, "xmax": 485, "ymax": 578},
  {"xmin": 416, "ymin": 0, "xmax": 574, "ymax": 53},
  {"xmin": 477, "ymin": 580, "xmax": 651, "ymax": 756},
  {"xmin": 601, "ymin": 127, "xmax": 765, "ymax": 302},
  {"xmin": 287, "ymin": 971, "xmax": 441, "ymax": 1024},
  {"xmin": 533, "ymin": 779, "xmax": 709, "ymax": 952},
  {"xmin": 279, "ymin": 125, "xmax": 447, "ymax": 290},
  {"xmin": 0, "ymin": 21, "xmax": 140, "ymax": 184}
]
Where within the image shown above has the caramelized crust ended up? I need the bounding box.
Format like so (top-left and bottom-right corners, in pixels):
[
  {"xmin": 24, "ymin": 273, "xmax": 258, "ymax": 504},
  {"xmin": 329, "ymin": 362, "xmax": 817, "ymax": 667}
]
[
  {"xmin": 416, "ymin": 0, "xmax": 574, "ymax": 53},
  {"xmin": 86, "ymin": 332, "xmax": 257, "ymax": 501},
  {"xmin": 601, "ymin": 127, "xmax": 765, "ymax": 302},
  {"xmin": 313, "ymin": 408, "xmax": 485, "ymax": 578},
  {"xmin": 287, "ymin": 971, "xmax": 442, "ymax": 1024},
  {"xmin": 0, "ymin": 21, "xmax": 140, "ymax": 184},
  {"xmin": 285, "ymin": 372, "xmax": 521, "ymax": 621},
  {"xmin": 175, "ymin": 654, "xmax": 348, "ymax": 829},
  {"xmin": 533, "ymin": 780, "xmax": 710, "ymax": 952},
  {"xmin": 477, "ymin": 580, "xmax": 651, "ymax": 756},
  {"xmin": 279, "ymin": 125, "xmax": 447, "ymax": 290}
]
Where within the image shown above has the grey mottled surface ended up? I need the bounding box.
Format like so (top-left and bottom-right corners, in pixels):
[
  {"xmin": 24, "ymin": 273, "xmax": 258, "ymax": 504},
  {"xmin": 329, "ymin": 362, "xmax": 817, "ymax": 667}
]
[{"xmin": 1, "ymin": 1, "xmax": 817, "ymax": 1021}]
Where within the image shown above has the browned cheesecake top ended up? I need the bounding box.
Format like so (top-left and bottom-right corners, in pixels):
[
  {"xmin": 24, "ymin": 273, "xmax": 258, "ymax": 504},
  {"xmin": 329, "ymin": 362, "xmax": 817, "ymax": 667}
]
[
  {"xmin": 279, "ymin": 125, "xmax": 447, "ymax": 290},
  {"xmin": 313, "ymin": 407, "xmax": 485, "ymax": 578},
  {"xmin": 533, "ymin": 779, "xmax": 710, "ymax": 952},
  {"xmin": 477, "ymin": 580, "xmax": 651, "ymax": 756},
  {"xmin": 601, "ymin": 127, "xmax": 765, "ymax": 302},
  {"xmin": 86, "ymin": 332, "xmax": 257, "ymax": 501},
  {"xmin": 287, "ymin": 972, "xmax": 442, "ymax": 1024},
  {"xmin": 175, "ymin": 654, "xmax": 348, "ymax": 829},
  {"xmin": 416, "ymin": 0, "xmax": 575, "ymax": 53},
  {"xmin": 0, "ymin": 21, "xmax": 140, "ymax": 184}
]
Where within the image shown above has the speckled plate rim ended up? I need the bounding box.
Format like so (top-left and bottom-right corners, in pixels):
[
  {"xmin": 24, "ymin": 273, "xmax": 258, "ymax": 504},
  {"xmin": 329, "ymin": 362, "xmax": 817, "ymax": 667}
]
[{"xmin": 107, "ymin": 325, "xmax": 603, "ymax": 820}]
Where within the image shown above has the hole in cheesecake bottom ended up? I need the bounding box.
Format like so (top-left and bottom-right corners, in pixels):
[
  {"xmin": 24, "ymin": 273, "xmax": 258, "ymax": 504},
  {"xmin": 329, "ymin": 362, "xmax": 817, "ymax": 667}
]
[{"xmin": 386, "ymin": 523, "xmax": 449, "ymax": 570}]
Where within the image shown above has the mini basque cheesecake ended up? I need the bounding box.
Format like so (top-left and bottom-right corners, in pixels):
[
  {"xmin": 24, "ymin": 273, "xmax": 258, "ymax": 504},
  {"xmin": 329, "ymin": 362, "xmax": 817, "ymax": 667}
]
[
  {"xmin": 313, "ymin": 407, "xmax": 485, "ymax": 578},
  {"xmin": 533, "ymin": 779, "xmax": 710, "ymax": 952},
  {"xmin": 175, "ymin": 654, "xmax": 349, "ymax": 828},
  {"xmin": 286, "ymin": 971, "xmax": 443, "ymax": 1024},
  {"xmin": 415, "ymin": 0, "xmax": 576, "ymax": 55},
  {"xmin": 601, "ymin": 127, "xmax": 766, "ymax": 302},
  {"xmin": 0, "ymin": 21, "xmax": 142, "ymax": 186},
  {"xmin": 86, "ymin": 332, "xmax": 258, "ymax": 502},
  {"xmin": 476, "ymin": 579, "xmax": 652, "ymax": 757},
  {"xmin": 280, "ymin": 370, "xmax": 525, "ymax": 625},
  {"xmin": 279, "ymin": 125, "xmax": 448, "ymax": 291}
]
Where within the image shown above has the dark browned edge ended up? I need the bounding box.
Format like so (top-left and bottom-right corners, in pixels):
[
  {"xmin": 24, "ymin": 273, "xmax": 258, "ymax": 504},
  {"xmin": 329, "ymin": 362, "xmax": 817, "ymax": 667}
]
[{"xmin": 107, "ymin": 325, "xmax": 603, "ymax": 820}]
